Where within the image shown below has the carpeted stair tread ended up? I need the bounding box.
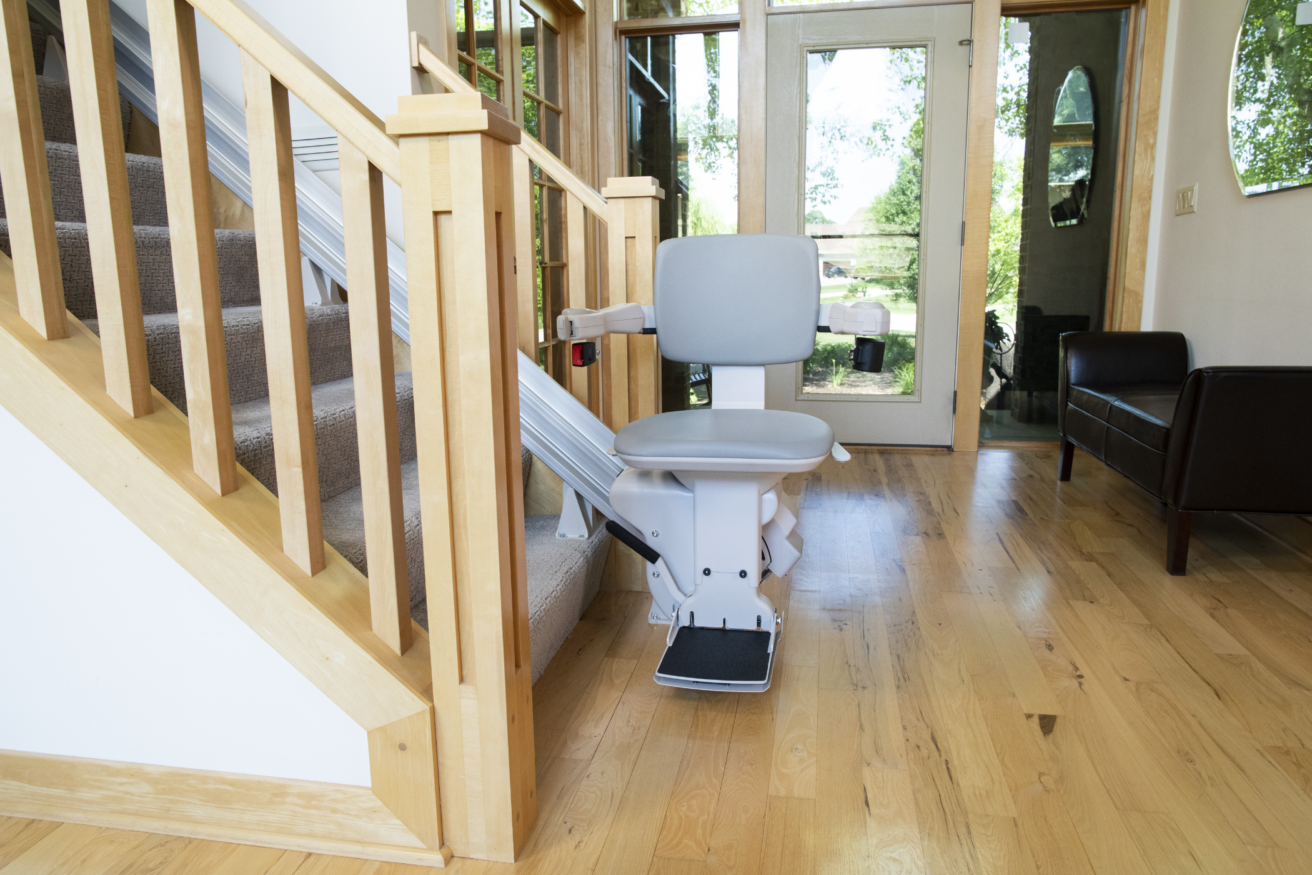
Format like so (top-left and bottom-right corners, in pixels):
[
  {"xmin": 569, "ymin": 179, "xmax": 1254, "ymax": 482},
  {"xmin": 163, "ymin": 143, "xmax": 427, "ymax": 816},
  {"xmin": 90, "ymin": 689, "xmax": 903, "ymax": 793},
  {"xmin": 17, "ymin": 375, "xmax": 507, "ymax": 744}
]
[
  {"xmin": 0, "ymin": 220, "xmax": 260, "ymax": 320},
  {"xmin": 0, "ymin": 142, "xmax": 169, "ymax": 226},
  {"xmin": 83, "ymin": 304, "xmax": 353, "ymax": 412},
  {"xmin": 233, "ymin": 372, "xmax": 416, "ymax": 502},
  {"xmin": 321, "ymin": 448, "xmax": 610, "ymax": 682}
]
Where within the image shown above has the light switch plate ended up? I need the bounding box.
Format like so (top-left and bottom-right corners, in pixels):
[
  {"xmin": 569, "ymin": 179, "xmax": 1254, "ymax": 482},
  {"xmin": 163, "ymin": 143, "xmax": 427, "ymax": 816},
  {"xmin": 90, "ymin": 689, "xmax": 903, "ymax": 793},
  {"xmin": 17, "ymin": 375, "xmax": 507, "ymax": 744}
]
[
  {"xmin": 1297, "ymin": 2, "xmax": 1312, "ymax": 26},
  {"xmin": 1175, "ymin": 184, "xmax": 1198, "ymax": 216}
]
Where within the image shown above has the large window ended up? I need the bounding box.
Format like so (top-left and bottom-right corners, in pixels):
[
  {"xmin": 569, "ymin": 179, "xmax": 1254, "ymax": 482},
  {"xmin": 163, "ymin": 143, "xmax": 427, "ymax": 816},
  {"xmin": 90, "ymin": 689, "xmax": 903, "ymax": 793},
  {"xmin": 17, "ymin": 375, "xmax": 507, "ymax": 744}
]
[
  {"xmin": 517, "ymin": 1, "xmax": 571, "ymax": 383},
  {"xmin": 456, "ymin": 0, "xmax": 504, "ymax": 101},
  {"xmin": 1229, "ymin": 0, "xmax": 1312, "ymax": 194},
  {"xmin": 626, "ymin": 30, "xmax": 739, "ymax": 407},
  {"xmin": 625, "ymin": 0, "xmax": 736, "ymax": 20}
]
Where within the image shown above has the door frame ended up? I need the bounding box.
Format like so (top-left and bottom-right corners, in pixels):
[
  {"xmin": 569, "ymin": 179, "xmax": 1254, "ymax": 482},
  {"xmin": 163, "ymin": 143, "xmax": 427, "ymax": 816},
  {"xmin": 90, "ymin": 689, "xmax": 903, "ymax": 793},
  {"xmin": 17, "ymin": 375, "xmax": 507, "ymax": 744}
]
[
  {"xmin": 726, "ymin": 0, "xmax": 1171, "ymax": 450},
  {"xmin": 762, "ymin": 4, "xmax": 974, "ymax": 446}
]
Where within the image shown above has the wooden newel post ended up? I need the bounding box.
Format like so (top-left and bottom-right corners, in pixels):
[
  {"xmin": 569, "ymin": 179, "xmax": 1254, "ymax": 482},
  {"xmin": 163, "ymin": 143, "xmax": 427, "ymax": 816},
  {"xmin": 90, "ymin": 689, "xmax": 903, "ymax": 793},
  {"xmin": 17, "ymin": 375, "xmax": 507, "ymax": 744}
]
[
  {"xmin": 600, "ymin": 177, "xmax": 664, "ymax": 433},
  {"xmin": 387, "ymin": 93, "xmax": 535, "ymax": 863}
]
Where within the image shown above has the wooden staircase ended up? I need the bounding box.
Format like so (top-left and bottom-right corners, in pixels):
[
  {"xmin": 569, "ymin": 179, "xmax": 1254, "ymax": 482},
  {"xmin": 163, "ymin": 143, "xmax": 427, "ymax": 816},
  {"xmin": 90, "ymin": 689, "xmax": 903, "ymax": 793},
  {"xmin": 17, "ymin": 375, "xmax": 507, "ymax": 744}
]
[{"xmin": 0, "ymin": 0, "xmax": 663, "ymax": 865}]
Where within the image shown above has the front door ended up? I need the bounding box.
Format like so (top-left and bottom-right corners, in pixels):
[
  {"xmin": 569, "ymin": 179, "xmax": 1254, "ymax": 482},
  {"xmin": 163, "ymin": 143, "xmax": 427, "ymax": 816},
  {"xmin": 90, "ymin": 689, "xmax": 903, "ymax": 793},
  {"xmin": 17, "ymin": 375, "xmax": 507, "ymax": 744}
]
[{"xmin": 764, "ymin": 4, "xmax": 972, "ymax": 446}]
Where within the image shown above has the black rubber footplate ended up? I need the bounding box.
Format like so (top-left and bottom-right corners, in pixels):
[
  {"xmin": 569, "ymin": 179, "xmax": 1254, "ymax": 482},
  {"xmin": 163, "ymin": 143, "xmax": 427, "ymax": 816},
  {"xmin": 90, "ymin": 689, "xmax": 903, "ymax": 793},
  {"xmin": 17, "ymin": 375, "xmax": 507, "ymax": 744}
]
[{"xmin": 656, "ymin": 627, "xmax": 773, "ymax": 684}]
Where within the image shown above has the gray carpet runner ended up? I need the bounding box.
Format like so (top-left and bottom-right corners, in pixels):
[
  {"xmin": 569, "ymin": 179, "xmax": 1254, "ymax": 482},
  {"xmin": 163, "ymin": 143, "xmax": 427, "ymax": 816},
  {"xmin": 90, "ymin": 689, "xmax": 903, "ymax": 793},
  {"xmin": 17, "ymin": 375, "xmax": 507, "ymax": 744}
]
[{"xmin": 0, "ymin": 45, "xmax": 608, "ymax": 682}]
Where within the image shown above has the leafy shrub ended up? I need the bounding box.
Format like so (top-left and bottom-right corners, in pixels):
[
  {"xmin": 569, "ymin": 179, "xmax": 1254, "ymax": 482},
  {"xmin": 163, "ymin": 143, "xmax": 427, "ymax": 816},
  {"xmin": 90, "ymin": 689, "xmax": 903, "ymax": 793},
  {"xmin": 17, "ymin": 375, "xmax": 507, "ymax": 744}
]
[{"xmin": 894, "ymin": 362, "xmax": 916, "ymax": 395}]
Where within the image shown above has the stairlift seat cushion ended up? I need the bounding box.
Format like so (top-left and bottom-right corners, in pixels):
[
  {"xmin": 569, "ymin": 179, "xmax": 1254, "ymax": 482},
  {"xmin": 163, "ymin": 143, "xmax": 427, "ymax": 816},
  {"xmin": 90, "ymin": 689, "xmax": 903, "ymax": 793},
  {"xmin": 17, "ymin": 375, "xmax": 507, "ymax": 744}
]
[
  {"xmin": 654, "ymin": 234, "xmax": 821, "ymax": 366},
  {"xmin": 614, "ymin": 409, "xmax": 834, "ymax": 472}
]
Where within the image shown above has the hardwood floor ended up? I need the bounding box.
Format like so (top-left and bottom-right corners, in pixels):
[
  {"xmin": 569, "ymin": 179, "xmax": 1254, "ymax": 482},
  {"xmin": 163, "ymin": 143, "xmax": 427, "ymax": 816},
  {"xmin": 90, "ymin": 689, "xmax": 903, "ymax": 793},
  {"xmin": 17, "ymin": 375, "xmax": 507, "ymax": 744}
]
[{"xmin": 6, "ymin": 446, "xmax": 1312, "ymax": 874}]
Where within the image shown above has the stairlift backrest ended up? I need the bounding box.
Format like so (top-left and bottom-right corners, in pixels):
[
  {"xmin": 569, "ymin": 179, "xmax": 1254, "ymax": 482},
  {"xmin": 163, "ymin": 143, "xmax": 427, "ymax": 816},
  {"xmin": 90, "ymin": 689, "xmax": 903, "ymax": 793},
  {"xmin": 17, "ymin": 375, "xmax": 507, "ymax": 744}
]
[{"xmin": 653, "ymin": 234, "xmax": 821, "ymax": 366}]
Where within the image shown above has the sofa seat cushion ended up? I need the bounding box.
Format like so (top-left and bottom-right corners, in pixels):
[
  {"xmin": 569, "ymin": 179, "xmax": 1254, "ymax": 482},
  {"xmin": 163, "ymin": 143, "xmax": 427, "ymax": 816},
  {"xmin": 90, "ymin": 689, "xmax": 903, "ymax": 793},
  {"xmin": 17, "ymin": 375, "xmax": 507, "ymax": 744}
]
[{"xmin": 1068, "ymin": 382, "xmax": 1181, "ymax": 452}]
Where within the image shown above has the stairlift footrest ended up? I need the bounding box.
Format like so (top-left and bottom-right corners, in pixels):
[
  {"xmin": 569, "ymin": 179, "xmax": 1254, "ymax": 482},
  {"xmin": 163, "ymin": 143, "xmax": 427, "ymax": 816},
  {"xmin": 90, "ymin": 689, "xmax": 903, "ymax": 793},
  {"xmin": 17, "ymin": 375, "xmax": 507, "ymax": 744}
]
[{"xmin": 654, "ymin": 627, "xmax": 776, "ymax": 692}]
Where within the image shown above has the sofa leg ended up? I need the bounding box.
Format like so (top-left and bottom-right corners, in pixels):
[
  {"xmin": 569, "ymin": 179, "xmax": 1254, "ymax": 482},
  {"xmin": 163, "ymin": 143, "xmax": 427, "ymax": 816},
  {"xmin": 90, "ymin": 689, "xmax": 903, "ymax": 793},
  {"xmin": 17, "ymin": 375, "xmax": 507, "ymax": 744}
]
[
  {"xmin": 1057, "ymin": 438, "xmax": 1074, "ymax": 482},
  {"xmin": 1167, "ymin": 508, "xmax": 1192, "ymax": 575}
]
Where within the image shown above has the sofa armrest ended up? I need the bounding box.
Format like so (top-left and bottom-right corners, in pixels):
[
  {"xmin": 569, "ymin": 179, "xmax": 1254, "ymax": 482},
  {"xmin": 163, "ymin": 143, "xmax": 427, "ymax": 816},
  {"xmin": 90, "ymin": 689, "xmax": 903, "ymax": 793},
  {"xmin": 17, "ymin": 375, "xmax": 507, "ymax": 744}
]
[
  {"xmin": 1164, "ymin": 367, "xmax": 1312, "ymax": 512},
  {"xmin": 1059, "ymin": 332, "xmax": 1188, "ymax": 435}
]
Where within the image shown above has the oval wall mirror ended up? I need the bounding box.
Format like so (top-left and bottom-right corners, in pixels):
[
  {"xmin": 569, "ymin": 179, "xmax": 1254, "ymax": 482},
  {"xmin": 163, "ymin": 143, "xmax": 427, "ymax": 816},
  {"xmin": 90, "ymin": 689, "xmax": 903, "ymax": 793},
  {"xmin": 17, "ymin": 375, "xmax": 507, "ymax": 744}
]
[
  {"xmin": 1229, "ymin": 0, "xmax": 1312, "ymax": 195},
  {"xmin": 1049, "ymin": 66, "xmax": 1095, "ymax": 227}
]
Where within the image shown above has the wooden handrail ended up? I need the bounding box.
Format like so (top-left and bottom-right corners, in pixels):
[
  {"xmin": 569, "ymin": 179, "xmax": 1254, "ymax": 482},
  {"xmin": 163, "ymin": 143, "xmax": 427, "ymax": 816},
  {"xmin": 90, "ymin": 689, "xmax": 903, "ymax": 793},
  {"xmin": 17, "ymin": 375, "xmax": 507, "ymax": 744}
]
[
  {"xmin": 188, "ymin": 0, "xmax": 401, "ymax": 183},
  {"xmin": 410, "ymin": 33, "xmax": 608, "ymax": 220}
]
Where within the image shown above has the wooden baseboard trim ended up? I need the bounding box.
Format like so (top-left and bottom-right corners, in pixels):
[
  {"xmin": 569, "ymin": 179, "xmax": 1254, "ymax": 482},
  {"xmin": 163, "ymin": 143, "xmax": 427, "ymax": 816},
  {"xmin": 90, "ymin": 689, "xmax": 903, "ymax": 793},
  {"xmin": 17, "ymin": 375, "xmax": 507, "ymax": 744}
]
[{"xmin": 0, "ymin": 750, "xmax": 451, "ymax": 867}]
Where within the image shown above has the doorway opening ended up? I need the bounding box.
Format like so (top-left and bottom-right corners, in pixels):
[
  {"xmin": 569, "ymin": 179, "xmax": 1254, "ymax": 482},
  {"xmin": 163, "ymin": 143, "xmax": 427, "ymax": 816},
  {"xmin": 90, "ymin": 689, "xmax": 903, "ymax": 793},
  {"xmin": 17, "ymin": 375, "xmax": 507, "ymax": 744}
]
[{"xmin": 980, "ymin": 10, "xmax": 1131, "ymax": 443}]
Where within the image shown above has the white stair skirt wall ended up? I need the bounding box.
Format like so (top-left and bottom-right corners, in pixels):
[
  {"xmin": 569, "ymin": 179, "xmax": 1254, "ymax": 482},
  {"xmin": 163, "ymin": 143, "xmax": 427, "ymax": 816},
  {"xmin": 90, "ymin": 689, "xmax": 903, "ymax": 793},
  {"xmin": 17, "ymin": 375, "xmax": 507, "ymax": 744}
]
[{"xmin": 0, "ymin": 405, "xmax": 371, "ymax": 788}]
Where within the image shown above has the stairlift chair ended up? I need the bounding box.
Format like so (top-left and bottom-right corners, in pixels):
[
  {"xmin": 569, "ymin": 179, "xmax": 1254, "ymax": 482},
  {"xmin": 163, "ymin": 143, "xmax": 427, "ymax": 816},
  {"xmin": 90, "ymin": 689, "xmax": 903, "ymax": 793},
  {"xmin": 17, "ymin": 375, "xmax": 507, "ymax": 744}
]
[{"xmin": 557, "ymin": 234, "xmax": 891, "ymax": 692}]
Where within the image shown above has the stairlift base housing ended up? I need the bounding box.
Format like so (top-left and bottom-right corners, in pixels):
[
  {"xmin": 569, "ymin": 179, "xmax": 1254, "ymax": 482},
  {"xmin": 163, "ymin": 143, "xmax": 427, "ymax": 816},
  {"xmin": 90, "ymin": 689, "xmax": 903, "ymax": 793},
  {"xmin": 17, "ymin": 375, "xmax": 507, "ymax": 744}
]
[{"xmin": 560, "ymin": 234, "xmax": 890, "ymax": 692}]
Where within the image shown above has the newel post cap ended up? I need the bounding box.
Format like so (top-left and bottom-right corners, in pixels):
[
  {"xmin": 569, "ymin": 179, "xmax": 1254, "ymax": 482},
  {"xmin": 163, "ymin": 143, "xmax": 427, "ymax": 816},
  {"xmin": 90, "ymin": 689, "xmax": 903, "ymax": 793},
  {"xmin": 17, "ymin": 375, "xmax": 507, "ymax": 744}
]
[
  {"xmin": 386, "ymin": 93, "xmax": 521, "ymax": 144},
  {"xmin": 601, "ymin": 177, "xmax": 666, "ymax": 200}
]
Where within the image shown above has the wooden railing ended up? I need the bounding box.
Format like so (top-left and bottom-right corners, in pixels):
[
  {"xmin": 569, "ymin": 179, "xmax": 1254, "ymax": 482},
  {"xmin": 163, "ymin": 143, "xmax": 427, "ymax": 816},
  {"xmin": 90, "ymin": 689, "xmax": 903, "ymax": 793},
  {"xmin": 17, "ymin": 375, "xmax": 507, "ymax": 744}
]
[
  {"xmin": 0, "ymin": 0, "xmax": 662, "ymax": 862},
  {"xmin": 411, "ymin": 34, "xmax": 663, "ymax": 434}
]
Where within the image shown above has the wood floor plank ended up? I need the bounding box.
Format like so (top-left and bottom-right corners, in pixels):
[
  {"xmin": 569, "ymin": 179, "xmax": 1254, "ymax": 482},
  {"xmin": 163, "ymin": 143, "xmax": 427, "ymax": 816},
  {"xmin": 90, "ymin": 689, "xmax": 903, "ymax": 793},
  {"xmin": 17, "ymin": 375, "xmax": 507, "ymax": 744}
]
[
  {"xmin": 205, "ymin": 844, "xmax": 289, "ymax": 875},
  {"xmin": 864, "ymin": 768, "xmax": 926, "ymax": 875},
  {"xmin": 1040, "ymin": 702, "xmax": 1155, "ymax": 875},
  {"xmin": 654, "ymin": 693, "xmax": 737, "ymax": 862},
  {"xmin": 522, "ymin": 627, "xmax": 670, "ymax": 875},
  {"xmin": 812, "ymin": 690, "xmax": 871, "ymax": 875},
  {"xmin": 593, "ymin": 688, "xmax": 701, "ymax": 875},
  {"xmin": 882, "ymin": 580, "xmax": 985, "ymax": 875},
  {"xmin": 757, "ymin": 797, "xmax": 813, "ymax": 875},
  {"xmin": 965, "ymin": 814, "xmax": 1037, "ymax": 875},
  {"xmin": 704, "ymin": 674, "xmax": 777, "ymax": 875},
  {"xmin": 554, "ymin": 657, "xmax": 639, "ymax": 762},
  {"xmin": 1120, "ymin": 810, "xmax": 1207, "ymax": 875},
  {"xmin": 902, "ymin": 539, "xmax": 1016, "ymax": 818},
  {"xmin": 976, "ymin": 695, "xmax": 1097, "ymax": 875},
  {"xmin": 0, "ymin": 823, "xmax": 105, "ymax": 874},
  {"xmin": 767, "ymin": 663, "xmax": 817, "ymax": 799},
  {"xmin": 1050, "ymin": 603, "xmax": 1270, "ymax": 875},
  {"xmin": 0, "ymin": 820, "xmax": 61, "ymax": 870}
]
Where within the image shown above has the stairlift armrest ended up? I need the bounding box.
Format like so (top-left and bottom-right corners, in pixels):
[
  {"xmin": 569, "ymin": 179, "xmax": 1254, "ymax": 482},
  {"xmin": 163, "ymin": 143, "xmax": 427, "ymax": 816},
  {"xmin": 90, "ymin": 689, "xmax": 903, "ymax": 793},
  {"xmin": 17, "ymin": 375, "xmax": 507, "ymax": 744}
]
[
  {"xmin": 822, "ymin": 302, "xmax": 892, "ymax": 336},
  {"xmin": 557, "ymin": 303, "xmax": 655, "ymax": 341}
]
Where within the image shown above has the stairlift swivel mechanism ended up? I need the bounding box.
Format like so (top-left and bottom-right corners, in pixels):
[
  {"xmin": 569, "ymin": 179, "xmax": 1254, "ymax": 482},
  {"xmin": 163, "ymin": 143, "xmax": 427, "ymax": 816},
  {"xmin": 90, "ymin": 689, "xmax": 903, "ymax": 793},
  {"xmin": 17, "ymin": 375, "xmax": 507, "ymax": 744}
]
[{"xmin": 557, "ymin": 235, "xmax": 891, "ymax": 692}]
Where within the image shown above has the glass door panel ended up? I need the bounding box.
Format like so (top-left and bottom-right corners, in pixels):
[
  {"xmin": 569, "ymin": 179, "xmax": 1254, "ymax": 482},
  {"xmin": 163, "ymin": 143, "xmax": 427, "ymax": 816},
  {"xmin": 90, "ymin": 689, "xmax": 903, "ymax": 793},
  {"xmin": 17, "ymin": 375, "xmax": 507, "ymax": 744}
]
[
  {"xmin": 764, "ymin": 4, "xmax": 971, "ymax": 446},
  {"xmin": 801, "ymin": 46, "xmax": 926, "ymax": 398}
]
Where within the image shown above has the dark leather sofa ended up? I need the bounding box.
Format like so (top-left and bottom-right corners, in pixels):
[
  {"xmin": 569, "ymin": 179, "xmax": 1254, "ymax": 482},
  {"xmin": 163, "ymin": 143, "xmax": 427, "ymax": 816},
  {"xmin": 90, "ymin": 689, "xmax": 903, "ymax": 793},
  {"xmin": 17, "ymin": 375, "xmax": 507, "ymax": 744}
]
[{"xmin": 1058, "ymin": 331, "xmax": 1312, "ymax": 574}]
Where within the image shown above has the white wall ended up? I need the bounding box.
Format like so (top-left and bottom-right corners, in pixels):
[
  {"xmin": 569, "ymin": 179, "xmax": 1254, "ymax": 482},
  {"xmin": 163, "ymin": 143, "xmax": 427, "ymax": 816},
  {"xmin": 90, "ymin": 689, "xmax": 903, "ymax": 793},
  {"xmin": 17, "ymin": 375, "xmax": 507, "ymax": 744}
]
[
  {"xmin": 0, "ymin": 405, "xmax": 371, "ymax": 787},
  {"xmin": 113, "ymin": 0, "xmax": 412, "ymax": 135},
  {"xmin": 1145, "ymin": 0, "xmax": 1312, "ymax": 367},
  {"xmin": 112, "ymin": 0, "xmax": 422, "ymax": 251}
]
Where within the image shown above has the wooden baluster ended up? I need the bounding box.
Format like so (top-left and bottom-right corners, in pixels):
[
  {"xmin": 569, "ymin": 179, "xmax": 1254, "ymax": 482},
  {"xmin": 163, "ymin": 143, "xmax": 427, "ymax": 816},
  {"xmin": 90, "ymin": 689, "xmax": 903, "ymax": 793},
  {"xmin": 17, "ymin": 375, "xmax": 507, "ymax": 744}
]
[
  {"xmin": 339, "ymin": 140, "xmax": 411, "ymax": 654},
  {"xmin": 512, "ymin": 148, "xmax": 537, "ymax": 362},
  {"xmin": 146, "ymin": 0, "xmax": 235, "ymax": 494},
  {"xmin": 62, "ymin": 0, "xmax": 151, "ymax": 416},
  {"xmin": 600, "ymin": 177, "xmax": 664, "ymax": 430},
  {"xmin": 241, "ymin": 51, "xmax": 324, "ymax": 576},
  {"xmin": 563, "ymin": 191, "xmax": 590, "ymax": 409},
  {"xmin": 388, "ymin": 92, "xmax": 534, "ymax": 862},
  {"xmin": 0, "ymin": 0, "xmax": 67, "ymax": 340}
]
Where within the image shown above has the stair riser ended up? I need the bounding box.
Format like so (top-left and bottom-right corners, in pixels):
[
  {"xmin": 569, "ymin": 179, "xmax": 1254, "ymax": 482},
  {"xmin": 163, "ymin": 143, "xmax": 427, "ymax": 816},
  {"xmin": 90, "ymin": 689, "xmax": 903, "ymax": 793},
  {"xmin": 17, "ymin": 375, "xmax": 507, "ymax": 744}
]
[
  {"xmin": 30, "ymin": 75, "xmax": 133, "ymax": 152},
  {"xmin": 141, "ymin": 305, "xmax": 354, "ymax": 412},
  {"xmin": 0, "ymin": 222, "xmax": 262, "ymax": 321},
  {"xmin": 0, "ymin": 142, "xmax": 169, "ymax": 227},
  {"xmin": 236, "ymin": 376, "xmax": 417, "ymax": 502}
]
